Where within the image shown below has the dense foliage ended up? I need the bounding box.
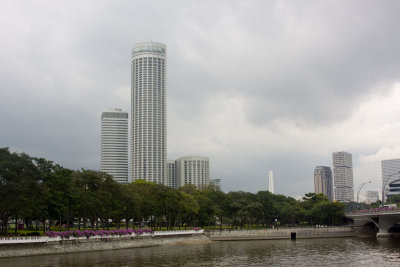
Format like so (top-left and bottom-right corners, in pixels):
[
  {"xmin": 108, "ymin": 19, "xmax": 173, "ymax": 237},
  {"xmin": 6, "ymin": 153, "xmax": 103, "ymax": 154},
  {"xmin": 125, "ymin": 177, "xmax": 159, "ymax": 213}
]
[
  {"xmin": 0, "ymin": 148, "xmax": 345, "ymax": 235},
  {"xmin": 386, "ymin": 195, "xmax": 400, "ymax": 206}
]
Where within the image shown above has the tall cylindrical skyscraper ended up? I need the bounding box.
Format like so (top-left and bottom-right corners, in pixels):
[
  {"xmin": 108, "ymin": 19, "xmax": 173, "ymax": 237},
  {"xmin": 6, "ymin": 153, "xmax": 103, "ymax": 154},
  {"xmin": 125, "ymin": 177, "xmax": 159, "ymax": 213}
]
[{"xmin": 131, "ymin": 42, "xmax": 166, "ymax": 184}]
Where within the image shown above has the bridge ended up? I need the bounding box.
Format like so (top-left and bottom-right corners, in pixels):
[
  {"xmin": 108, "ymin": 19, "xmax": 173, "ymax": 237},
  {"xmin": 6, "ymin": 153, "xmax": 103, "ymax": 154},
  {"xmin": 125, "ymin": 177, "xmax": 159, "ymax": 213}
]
[{"xmin": 345, "ymin": 207, "xmax": 400, "ymax": 237}]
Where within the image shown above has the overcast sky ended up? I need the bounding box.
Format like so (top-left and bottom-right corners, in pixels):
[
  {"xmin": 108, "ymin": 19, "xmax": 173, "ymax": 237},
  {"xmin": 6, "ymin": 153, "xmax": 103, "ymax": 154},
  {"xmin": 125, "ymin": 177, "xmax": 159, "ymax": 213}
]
[{"xmin": 1, "ymin": 0, "xmax": 400, "ymax": 198}]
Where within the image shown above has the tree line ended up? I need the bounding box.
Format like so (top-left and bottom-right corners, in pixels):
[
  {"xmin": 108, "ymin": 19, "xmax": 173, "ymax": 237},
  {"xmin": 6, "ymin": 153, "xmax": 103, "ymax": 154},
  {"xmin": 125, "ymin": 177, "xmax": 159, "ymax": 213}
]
[{"xmin": 0, "ymin": 148, "xmax": 345, "ymax": 235}]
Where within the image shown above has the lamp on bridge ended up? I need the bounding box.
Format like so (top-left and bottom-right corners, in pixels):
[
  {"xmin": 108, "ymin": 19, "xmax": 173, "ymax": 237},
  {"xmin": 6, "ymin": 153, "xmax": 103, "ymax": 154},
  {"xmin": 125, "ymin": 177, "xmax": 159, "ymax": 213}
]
[
  {"xmin": 356, "ymin": 181, "xmax": 371, "ymax": 210},
  {"xmin": 382, "ymin": 171, "xmax": 400, "ymax": 208}
]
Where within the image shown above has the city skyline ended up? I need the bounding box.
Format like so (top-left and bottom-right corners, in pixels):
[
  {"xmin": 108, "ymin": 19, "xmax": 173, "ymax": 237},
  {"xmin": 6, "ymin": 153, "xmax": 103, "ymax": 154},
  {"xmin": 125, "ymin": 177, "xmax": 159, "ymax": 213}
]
[{"xmin": 1, "ymin": 1, "xmax": 400, "ymax": 196}]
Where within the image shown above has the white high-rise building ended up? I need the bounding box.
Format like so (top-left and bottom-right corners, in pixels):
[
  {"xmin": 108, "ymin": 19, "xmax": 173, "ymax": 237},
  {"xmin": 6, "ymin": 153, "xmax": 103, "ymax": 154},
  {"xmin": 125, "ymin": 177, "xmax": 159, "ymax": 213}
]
[
  {"xmin": 131, "ymin": 42, "xmax": 167, "ymax": 184},
  {"xmin": 381, "ymin": 159, "xmax": 400, "ymax": 202},
  {"xmin": 268, "ymin": 170, "xmax": 275, "ymax": 194},
  {"xmin": 167, "ymin": 160, "xmax": 177, "ymax": 188},
  {"xmin": 176, "ymin": 156, "xmax": 210, "ymax": 189},
  {"xmin": 101, "ymin": 109, "xmax": 128, "ymax": 184},
  {"xmin": 332, "ymin": 151, "xmax": 354, "ymax": 202}
]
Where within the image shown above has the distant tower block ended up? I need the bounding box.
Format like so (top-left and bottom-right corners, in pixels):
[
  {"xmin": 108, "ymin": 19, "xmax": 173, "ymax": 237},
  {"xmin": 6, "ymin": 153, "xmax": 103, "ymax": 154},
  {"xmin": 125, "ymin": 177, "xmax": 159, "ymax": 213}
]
[
  {"xmin": 269, "ymin": 170, "xmax": 275, "ymax": 194},
  {"xmin": 332, "ymin": 151, "xmax": 354, "ymax": 202},
  {"xmin": 101, "ymin": 109, "xmax": 128, "ymax": 184}
]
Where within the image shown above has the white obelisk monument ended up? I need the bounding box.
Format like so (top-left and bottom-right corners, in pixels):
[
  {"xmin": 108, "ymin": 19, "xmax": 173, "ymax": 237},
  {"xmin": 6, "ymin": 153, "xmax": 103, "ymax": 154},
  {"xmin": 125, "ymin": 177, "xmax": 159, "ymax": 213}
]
[{"xmin": 268, "ymin": 170, "xmax": 275, "ymax": 194}]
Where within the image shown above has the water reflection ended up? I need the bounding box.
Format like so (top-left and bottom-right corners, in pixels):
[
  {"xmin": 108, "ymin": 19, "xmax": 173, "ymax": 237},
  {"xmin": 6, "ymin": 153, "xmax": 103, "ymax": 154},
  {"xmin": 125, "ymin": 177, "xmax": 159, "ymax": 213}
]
[{"xmin": 1, "ymin": 237, "xmax": 400, "ymax": 267}]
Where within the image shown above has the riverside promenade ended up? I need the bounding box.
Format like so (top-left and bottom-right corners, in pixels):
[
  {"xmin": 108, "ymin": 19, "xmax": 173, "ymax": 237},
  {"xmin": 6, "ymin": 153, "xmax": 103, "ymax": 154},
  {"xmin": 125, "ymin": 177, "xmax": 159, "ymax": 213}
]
[
  {"xmin": 0, "ymin": 230, "xmax": 207, "ymax": 258},
  {"xmin": 0, "ymin": 227, "xmax": 370, "ymax": 258}
]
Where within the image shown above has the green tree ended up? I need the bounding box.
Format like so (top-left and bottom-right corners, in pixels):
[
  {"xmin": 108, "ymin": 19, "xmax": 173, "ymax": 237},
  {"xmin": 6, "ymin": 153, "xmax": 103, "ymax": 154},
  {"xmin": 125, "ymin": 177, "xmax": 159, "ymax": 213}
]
[
  {"xmin": 310, "ymin": 201, "xmax": 345, "ymax": 225},
  {"xmin": 41, "ymin": 165, "xmax": 75, "ymax": 231},
  {"xmin": 386, "ymin": 195, "xmax": 400, "ymax": 206},
  {"xmin": 281, "ymin": 201, "xmax": 305, "ymax": 225},
  {"xmin": 204, "ymin": 188, "xmax": 229, "ymax": 229},
  {"xmin": 370, "ymin": 200, "xmax": 382, "ymax": 208},
  {"xmin": 179, "ymin": 184, "xmax": 197, "ymax": 195},
  {"xmin": 177, "ymin": 191, "xmax": 199, "ymax": 229},
  {"xmin": 73, "ymin": 169, "xmax": 109, "ymax": 230},
  {"xmin": 301, "ymin": 193, "xmax": 330, "ymax": 225},
  {"xmin": 130, "ymin": 180, "xmax": 164, "ymax": 229},
  {"xmin": 226, "ymin": 191, "xmax": 253, "ymax": 229},
  {"xmin": 0, "ymin": 148, "xmax": 42, "ymax": 235},
  {"xmin": 101, "ymin": 173, "xmax": 124, "ymax": 229},
  {"xmin": 121, "ymin": 184, "xmax": 141, "ymax": 229},
  {"xmin": 194, "ymin": 190, "xmax": 214, "ymax": 227},
  {"xmin": 161, "ymin": 186, "xmax": 180, "ymax": 229},
  {"xmin": 256, "ymin": 191, "xmax": 279, "ymax": 227}
]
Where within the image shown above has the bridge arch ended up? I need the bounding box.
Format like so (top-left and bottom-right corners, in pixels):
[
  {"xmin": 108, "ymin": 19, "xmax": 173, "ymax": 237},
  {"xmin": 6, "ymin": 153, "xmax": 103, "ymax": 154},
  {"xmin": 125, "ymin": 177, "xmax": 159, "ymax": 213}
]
[
  {"xmin": 363, "ymin": 222, "xmax": 378, "ymax": 234},
  {"xmin": 387, "ymin": 223, "xmax": 400, "ymax": 233}
]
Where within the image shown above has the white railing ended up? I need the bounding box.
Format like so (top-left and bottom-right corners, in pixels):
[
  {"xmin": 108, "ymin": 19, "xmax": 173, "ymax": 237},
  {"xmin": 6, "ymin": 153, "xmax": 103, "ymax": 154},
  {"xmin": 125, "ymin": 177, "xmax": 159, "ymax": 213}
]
[
  {"xmin": 348, "ymin": 207, "xmax": 400, "ymax": 216},
  {"xmin": 154, "ymin": 230, "xmax": 204, "ymax": 236},
  {"xmin": 0, "ymin": 230, "xmax": 204, "ymax": 244},
  {"xmin": 0, "ymin": 236, "xmax": 48, "ymax": 244}
]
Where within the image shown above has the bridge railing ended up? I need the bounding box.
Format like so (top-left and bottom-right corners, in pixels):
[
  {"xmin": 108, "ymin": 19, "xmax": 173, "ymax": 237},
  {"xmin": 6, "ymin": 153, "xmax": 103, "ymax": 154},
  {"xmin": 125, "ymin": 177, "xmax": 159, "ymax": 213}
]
[{"xmin": 348, "ymin": 206, "xmax": 400, "ymax": 215}]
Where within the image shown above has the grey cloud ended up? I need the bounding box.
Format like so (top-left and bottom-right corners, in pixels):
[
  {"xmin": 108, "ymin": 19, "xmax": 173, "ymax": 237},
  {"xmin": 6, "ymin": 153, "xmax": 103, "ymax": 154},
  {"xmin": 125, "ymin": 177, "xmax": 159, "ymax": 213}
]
[
  {"xmin": 168, "ymin": 1, "xmax": 400, "ymax": 127},
  {"xmin": 1, "ymin": 0, "xmax": 400, "ymax": 196}
]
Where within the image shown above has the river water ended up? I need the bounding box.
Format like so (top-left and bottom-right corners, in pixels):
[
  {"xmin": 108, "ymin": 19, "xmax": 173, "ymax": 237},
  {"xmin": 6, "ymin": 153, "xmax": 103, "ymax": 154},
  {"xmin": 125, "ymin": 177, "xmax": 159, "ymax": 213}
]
[{"xmin": 1, "ymin": 237, "xmax": 400, "ymax": 266}]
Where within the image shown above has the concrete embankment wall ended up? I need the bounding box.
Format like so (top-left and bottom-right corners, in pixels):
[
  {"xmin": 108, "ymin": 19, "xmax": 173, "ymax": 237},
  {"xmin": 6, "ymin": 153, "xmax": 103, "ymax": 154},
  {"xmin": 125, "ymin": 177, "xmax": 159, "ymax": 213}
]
[
  {"xmin": 0, "ymin": 235, "xmax": 210, "ymax": 258},
  {"xmin": 206, "ymin": 226, "xmax": 366, "ymax": 241},
  {"xmin": 0, "ymin": 227, "xmax": 369, "ymax": 258}
]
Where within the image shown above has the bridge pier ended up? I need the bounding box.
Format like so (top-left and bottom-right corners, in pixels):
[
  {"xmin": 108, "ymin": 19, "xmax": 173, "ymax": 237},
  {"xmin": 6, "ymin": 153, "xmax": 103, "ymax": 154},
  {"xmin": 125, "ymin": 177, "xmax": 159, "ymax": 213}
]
[{"xmin": 376, "ymin": 233, "xmax": 397, "ymax": 237}]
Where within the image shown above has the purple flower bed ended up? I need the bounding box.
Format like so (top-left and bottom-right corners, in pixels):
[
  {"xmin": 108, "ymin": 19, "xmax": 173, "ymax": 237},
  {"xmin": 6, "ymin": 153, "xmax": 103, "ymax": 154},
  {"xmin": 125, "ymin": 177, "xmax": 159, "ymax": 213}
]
[
  {"xmin": 133, "ymin": 229, "xmax": 153, "ymax": 235},
  {"xmin": 46, "ymin": 228, "xmax": 153, "ymax": 239},
  {"xmin": 193, "ymin": 227, "xmax": 201, "ymax": 231}
]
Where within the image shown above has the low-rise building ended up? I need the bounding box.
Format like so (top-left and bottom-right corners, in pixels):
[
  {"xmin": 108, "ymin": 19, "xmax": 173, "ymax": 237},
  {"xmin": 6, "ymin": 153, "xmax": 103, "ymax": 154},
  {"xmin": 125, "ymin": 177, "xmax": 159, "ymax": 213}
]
[{"xmin": 210, "ymin": 179, "xmax": 221, "ymax": 191}]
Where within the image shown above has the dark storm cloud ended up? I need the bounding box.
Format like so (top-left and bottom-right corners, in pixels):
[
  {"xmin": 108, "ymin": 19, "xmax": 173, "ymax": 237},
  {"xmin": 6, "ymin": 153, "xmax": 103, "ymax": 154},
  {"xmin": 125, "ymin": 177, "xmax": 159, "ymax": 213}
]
[{"xmin": 169, "ymin": 1, "xmax": 400, "ymax": 127}]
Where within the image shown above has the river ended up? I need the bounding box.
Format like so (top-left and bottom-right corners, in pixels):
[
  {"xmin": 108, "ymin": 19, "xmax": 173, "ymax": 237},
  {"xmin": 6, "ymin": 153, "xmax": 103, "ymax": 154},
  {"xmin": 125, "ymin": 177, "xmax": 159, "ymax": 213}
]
[{"xmin": 1, "ymin": 237, "xmax": 400, "ymax": 266}]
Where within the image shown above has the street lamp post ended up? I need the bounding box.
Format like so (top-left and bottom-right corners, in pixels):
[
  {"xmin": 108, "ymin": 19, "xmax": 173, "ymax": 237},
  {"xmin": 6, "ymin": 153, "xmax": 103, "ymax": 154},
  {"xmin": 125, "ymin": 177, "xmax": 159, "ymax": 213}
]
[
  {"xmin": 356, "ymin": 181, "xmax": 371, "ymax": 210},
  {"xmin": 382, "ymin": 171, "xmax": 400, "ymax": 208}
]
